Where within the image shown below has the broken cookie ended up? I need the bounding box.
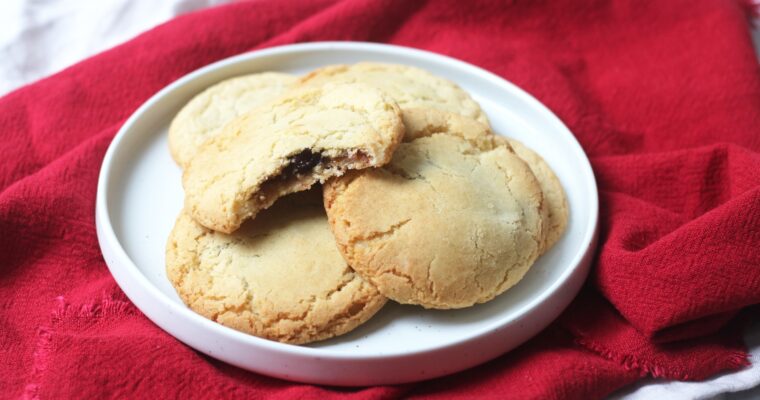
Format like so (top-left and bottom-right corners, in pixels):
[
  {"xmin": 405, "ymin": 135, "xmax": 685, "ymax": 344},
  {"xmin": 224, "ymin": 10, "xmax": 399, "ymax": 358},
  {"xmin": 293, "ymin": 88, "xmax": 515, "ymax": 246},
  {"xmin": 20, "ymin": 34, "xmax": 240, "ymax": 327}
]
[{"xmin": 182, "ymin": 82, "xmax": 405, "ymax": 233}]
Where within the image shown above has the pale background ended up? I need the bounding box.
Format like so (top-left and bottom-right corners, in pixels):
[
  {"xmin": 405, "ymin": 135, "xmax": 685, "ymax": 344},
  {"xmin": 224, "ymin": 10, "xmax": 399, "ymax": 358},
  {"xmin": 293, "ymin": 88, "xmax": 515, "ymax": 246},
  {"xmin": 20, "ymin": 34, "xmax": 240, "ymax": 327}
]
[{"xmin": 0, "ymin": 1, "xmax": 757, "ymax": 398}]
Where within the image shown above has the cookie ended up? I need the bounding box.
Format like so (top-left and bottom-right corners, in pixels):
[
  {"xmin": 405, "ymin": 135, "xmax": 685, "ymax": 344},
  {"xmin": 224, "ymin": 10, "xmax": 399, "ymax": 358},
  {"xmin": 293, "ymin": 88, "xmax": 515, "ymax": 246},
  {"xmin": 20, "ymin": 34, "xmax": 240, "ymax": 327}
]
[
  {"xmin": 182, "ymin": 82, "xmax": 405, "ymax": 234},
  {"xmin": 506, "ymin": 139, "xmax": 568, "ymax": 251},
  {"xmin": 299, "ymin": 63, "xmax": 490, "ymax": 126},
  {"xmin": 324, "ymin": 109, "xmax": 544, "ymax": 309},
  {"xmin": 166, "ymin": 190, "xmax": 387, "ymax": 345},
  {"xmin": 169, "ymin": 72, "xmax": 296, "ymax": 167}
]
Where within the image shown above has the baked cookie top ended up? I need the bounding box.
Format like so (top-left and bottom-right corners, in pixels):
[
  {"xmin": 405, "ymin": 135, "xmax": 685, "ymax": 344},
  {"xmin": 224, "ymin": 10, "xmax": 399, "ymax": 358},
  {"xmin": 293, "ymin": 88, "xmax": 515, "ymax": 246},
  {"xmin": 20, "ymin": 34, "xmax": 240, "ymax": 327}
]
[
  {"xmin": 182, "ymin": 81, "xmax": 404, "ymax": 233},
  {"xmin": 506, "ymin": 139, "xmax": 568, "ymax": 252},
  {"xmin": 324, "ymin": 109, "xmax": 544, "ymax": 309},
  {"xmin": 169, "ymin": 72, "xmax": 296, "ymax": 167},
  {"xmin": 299, "ymin": 63, "xmax": 490, "ymax": 126},
  {"xmin": 166, "ymin": 190, "xmax": 387, "ymax": 345}
]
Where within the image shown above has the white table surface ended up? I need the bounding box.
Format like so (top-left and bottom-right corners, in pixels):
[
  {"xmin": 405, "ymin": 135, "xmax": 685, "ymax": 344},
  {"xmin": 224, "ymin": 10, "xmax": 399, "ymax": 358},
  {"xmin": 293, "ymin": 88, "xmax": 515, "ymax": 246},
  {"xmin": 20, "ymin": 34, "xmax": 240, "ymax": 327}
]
[{"xmin": 0, "ymin": 1, "xmax": 757, "ymax": 398}]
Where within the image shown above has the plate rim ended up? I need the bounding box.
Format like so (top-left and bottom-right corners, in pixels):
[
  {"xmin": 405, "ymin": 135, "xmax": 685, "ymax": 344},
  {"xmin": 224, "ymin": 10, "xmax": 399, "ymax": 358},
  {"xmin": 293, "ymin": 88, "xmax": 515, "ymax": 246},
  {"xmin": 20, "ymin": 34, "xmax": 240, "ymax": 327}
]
[{"xmin": 96, "ymin": 41, "xmax": 599, "ymax": 361}]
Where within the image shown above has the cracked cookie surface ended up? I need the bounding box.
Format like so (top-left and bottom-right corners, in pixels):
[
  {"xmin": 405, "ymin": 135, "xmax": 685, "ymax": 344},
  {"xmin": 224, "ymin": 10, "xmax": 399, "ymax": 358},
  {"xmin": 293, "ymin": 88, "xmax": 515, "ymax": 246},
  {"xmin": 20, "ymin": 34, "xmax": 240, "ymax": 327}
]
[
  {"xmin": 506, "ymin": 138, "xmax": 568, "ymax": 252},
  {"xmin": 182, "ymin": 82, "xmax": 404, "ymax": 233},
  {"xmin": 169, "ymin": 72, "xmax": 297, "ymax": 168},
  {"xmin": 299, "ymin": 63, "xmax": 490, "ymax": 126},
  {"xmin": 166, "ymin": 190, "xmax": 387, "ymax": 345},
  {"xmin": 324, "ymin": 109, "xmax": 544, "ymax": 309}
]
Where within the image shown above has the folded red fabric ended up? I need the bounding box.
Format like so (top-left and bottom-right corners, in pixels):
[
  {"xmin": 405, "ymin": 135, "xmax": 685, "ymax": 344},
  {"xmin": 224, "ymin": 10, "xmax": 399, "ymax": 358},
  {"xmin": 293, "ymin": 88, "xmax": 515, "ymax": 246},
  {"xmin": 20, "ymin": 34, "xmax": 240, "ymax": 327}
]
[{"xmin": 1, "ymin": 0, "xmax": 758, "ymax": 399}]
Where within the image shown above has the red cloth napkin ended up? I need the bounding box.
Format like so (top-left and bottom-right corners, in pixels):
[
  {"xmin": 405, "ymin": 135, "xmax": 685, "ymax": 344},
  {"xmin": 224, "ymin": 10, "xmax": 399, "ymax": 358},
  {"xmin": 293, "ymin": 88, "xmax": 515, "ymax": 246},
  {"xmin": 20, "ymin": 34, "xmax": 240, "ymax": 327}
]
[{"xmin": 1, "ymin": 0, "xmax": 759, "ymax": 398}]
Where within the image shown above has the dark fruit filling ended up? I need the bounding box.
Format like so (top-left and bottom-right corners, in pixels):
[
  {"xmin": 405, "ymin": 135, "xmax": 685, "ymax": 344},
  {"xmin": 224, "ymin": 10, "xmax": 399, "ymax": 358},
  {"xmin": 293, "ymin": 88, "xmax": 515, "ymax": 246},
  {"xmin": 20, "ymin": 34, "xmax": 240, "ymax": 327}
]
[{"xmin": 280, "ymin": 149, "xmax": 324, "ymax": 178}]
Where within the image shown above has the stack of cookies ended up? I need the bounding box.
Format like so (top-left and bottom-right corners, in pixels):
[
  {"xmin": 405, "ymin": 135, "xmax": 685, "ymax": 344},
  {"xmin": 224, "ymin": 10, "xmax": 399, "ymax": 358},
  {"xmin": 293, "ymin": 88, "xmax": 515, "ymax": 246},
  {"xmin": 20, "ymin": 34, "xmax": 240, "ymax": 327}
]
[{"xmin": 165, "ymin": 63, "xmax": 568, "ymax": 345}]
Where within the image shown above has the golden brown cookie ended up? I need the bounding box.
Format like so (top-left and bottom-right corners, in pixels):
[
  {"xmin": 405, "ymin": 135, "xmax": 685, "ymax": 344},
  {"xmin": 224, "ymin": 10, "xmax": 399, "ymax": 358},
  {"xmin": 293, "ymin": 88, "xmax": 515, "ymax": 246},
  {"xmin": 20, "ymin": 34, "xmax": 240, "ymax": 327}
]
[
  {"xmin": 182, "ymin": 82, "xmax": 405, "ymax": 233},
  {"xmin": 299, "ymin": 63, "xmax": 490, "ymax": 126},
  {"xmin": 166, "ymin": 190, "xmax": 387, "ymax": 345},
  {"xmin": 169, "ymin": 72, "xmax": 296, "ymax": 167},
  {"xmin": 506, "ymin": 139, "xmax": 568, "ymax": 251},
  {"xmin": 324, "ymin": 109, "xmax": 545, "ymax": 309}
]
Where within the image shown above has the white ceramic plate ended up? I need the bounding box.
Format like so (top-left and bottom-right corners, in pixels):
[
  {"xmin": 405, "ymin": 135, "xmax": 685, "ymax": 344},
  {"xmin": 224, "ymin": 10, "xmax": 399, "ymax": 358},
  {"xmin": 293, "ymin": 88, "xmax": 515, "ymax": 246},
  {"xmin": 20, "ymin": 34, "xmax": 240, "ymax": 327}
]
[{"xmin": 96, "ymin": 42, "xmax": 598, "ymax": 386}]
